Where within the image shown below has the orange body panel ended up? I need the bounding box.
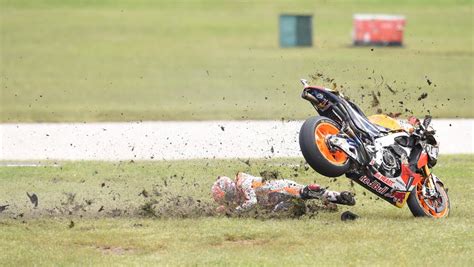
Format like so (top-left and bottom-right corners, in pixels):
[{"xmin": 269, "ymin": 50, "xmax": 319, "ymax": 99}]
[{"xmin": 417, "ymin": 153, "xmax": 429, "ymax": 169}]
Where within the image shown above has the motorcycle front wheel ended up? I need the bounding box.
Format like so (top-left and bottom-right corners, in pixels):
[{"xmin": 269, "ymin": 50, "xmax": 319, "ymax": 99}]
[
  {"xmin": 407, "ymin": 180, "xmax": 450, "ymax": 218},
  {"xmin": 299, "ymin": 116, "xmax": 350, "ymax": 177}
]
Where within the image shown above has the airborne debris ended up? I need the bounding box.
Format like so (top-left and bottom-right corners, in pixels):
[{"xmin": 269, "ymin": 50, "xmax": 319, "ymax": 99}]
[
  {"xmin": 387, "ymin": 112, "xmax": 402, "ymax": 118},
  {"xmin": 26, "ymin": 192, "xmax": 38, "ymax": 208},
  {"xmin": 139, "ymin": 189, "xmax": 149, "ymax": 198},
  {"xmin": 259, "ymin": 170, "xmax": 281, "ymax": 180},
  {"xmin": 370, "ymin": 91, "xmax": 380, "ymax": 107},
  {"xmin": 418, "ymin": 93, "xmax": 428, "ymax": 101},
  {"xmin": 349, "ymin": 180, "xmax": 355, "ymax": 188},
  {"xmin": 238, "ymin": 158, "xmax": 251, "ymax": 167},
  {"xmin": 385, "ymin": 84, "xmax": 396, "ymax": 94},
  {"xmin": 0, "ymin": 204, "xmax": 9, "ymax": 213}
]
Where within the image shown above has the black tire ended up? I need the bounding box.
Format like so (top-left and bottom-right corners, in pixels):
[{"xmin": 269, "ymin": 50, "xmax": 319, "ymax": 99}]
[
  {"xmin": 299, "ymin": 116, "xmax": 350, "ymax": 177},
  {"xmin": 407, "ymin": 181, "xmax": 450, "ymax": 218}
]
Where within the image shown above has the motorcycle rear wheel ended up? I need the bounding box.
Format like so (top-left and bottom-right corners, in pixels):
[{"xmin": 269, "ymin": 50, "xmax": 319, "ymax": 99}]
[
  {"xmin": 407, "ymin": 181, "xmax": 450, "ymax": 218},
  {"xmin": 299, "ymin": 116, "xmax": 350, "ymax": 177}
]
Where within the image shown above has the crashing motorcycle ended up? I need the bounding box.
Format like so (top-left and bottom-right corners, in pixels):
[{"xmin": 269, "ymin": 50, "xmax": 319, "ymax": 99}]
[{"xmin": 298, "ymin": 79, "xmax": 450, "ymax": 218}]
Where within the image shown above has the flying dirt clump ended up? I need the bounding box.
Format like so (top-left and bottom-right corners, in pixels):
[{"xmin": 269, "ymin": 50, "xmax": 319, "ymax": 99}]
[
  {"xmin": 259, "ymin": 170, "xmax": 281, "ymax": 180},
  {"xmin": 0, "ymin": 204, "xmax": 9, "ymax": 213},
  {"xmin": 26, "ymin": 192, "xmax": 38, "ymax": 208},
  {"xmin": 308, "ymin": 70, "xmax": 436, "ymax": 118},
  {"xmin": 370, "ymin": 91, "xmax": 380, "ymax": 108},
  {"xmin": 385, "ymin": 84, "xmax": 397, "ymax": 94},
  {"xmin": 418, "ymin": 92, "xmax": 428, "ymax": 101}
]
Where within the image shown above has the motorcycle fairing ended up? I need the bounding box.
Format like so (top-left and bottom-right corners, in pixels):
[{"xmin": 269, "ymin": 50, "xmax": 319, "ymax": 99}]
[
  {"xmin": 417, "ymin": 152, "xmax": 429, "ymax": 169},
  {"xmin": 400, "ymin": 163, "xmax": 423, "ymax": 192},
  {"xmin": 347, "ymin": 162, "xmax": 422, "ymax": 208}
]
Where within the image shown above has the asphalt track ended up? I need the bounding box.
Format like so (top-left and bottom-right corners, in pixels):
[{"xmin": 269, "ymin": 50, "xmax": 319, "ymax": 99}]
[{"xmin": 1, "ymin": 119, "xmax": 472, "ymax": 161}]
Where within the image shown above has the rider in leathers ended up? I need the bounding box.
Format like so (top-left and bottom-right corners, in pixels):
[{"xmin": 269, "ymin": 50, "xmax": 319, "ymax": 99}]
[{"xmin": 212, "ymin": 172, "xmax": 355, "ymax": 213}]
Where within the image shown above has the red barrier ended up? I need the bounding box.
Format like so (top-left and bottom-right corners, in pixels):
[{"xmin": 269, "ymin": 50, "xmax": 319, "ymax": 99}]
[{"xmin": 353, "ymin": 14, "xmax": 405, "ymax": 46}]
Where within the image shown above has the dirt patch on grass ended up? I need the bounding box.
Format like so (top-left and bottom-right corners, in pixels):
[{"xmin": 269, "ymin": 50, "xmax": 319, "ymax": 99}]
[
  {"xmin": 0, "ymin": 160, "xmax": 342, "ymax": 221},
  {"xmin": 220, "ymin": 239, "xmax": 269, "ymax": 247},
  {"xmin": 1, "ymin": 192, "xmax": 337, "ymax": 221},
  {"xmin": 95, "ymin": 245, "xmax": 135, "ymax": 255},
  {"xmin": 212, "ymin": 234, "xmax": 270, "ymax": 247}
]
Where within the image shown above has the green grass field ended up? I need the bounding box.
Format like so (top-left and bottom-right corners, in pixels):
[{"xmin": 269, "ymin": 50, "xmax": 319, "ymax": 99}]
[
  {"xmin": 1, "ymin": 155, "xmax": 473, "ymax": 265},
  {"xmin": 1, "ymin": 0, "xmax": 472, "ymax": 122}
]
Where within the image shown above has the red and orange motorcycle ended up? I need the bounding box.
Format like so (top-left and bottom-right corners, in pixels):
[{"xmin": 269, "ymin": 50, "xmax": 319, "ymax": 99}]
[{"xmin": 298, "ymin": 79, "xmax": 450, "ymax": 218}]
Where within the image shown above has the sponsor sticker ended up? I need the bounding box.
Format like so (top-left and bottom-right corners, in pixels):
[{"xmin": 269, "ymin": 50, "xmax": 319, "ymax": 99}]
[
  {"xmin": 373, "ymin": 173, "xmax": 395, "ymax": 187},
  {"xmin": 384, "ymin": 190, "xmax": 408, "ymax": 205},
  {"xmin": 359, "ymin": 176, "xmax": 390, "ymax": 195}
]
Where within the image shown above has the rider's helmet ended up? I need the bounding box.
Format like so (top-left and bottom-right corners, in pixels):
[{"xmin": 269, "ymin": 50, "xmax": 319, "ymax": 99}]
[{"xmin": 211, "ymin": 176, "xmax": 237, "ymax": 204}]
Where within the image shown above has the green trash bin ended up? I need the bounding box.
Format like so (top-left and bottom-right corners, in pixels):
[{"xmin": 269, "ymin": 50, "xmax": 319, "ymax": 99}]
[{"xmin": 279, "ymin": 14, "xmax": 313, "ymax": 47}]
